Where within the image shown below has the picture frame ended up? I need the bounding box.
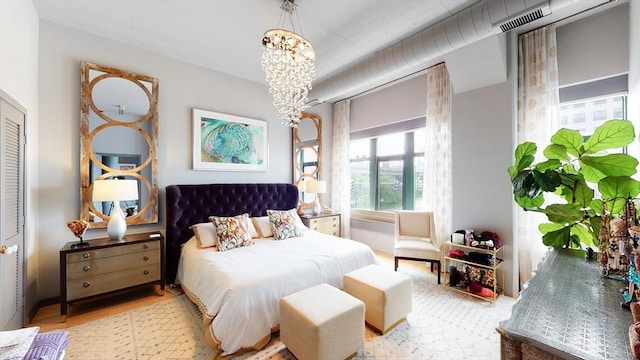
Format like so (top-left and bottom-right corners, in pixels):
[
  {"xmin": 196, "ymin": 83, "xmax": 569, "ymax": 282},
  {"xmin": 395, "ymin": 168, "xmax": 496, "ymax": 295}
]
[{"xmin": 192, "ymin": 108, "xmax": 268, "ymax": 171}]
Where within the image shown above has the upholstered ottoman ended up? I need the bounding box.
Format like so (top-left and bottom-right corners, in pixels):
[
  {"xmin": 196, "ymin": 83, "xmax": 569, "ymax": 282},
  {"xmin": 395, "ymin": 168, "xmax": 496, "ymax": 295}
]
[
  {"xmin": 280, "ymin": 283, "xmax": 365, "ymax": 360},
  {"xmin": 344, "ymin": 264, "xmax": 412, "ymax": 334}
]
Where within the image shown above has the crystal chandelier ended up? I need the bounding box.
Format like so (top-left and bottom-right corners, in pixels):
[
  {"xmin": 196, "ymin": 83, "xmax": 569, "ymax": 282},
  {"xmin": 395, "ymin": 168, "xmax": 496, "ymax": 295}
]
[{"xmin": 261, "ymin": 0, "xmax": 315, "ymax": 128}]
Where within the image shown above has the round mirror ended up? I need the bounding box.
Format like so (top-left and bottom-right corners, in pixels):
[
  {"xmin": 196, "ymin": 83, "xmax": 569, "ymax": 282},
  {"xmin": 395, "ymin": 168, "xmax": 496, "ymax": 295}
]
[
  {"xmin": 80, "ymin": 62, "xmax": 159, "ymax": 228},
  {"xmin": 293, "ymin": 112, "xmax": 322, "ymax": 208}
]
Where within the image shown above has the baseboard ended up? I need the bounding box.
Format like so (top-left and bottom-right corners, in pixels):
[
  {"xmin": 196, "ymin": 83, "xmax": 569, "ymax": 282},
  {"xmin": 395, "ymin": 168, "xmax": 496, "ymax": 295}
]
[{"xmin": 28, "ymin": 296, "xmax": 59, "ymax": 323}]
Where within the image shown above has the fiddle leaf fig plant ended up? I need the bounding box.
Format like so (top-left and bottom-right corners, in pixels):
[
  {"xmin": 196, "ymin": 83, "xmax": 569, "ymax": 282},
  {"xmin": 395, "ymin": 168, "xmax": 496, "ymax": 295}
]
[{"xmin": 508, "ymin": 119, "xmax": 640, "ymax": 248}]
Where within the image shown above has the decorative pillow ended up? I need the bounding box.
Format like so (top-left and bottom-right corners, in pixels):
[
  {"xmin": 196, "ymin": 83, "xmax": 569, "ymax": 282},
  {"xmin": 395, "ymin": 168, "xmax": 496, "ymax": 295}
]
[
  {"xmin": 210, "ymin": 214, "xmax": 253, "ymax": 251},
  {"xmin": 246, "ymin": 217, "xmax": 259, "ymax": 238},
  {"xmin": 190, "ymin": 222, "xmax": 217, "ymax": 248},
  {"xmin": 267, "ymin": 209, "xmax": 304, "ymax": 240},
  {"xmin": 251, "ymin": 216, "xmax": 274, "ymax": 238}
]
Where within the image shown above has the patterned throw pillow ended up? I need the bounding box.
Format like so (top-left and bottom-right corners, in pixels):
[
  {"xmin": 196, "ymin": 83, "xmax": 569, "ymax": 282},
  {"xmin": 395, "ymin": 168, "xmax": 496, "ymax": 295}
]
[
  {"xmin": 267, "ymin": 209, "xmax": 303, "ymax": 240},
  {"xmin": 210, "ymin": 214, "xmax": 254, "ymax": 252}
]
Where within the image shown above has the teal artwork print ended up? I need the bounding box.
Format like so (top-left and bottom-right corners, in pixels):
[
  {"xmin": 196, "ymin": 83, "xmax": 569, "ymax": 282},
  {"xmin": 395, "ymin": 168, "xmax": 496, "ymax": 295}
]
[{"xmin": 200, "ymin": 118, "xmax": 264, "ymax": 165}]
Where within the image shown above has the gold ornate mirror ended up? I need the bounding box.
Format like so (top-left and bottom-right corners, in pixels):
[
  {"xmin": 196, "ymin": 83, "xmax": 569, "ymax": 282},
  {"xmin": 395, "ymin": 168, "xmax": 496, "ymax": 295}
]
[
  {"xmin": 80, "ymin": 62, "xmax": 159, "ymax": 227},
  {"xmin": 293, "ymin": 112, "xmax": 322, "ymax": 207}
]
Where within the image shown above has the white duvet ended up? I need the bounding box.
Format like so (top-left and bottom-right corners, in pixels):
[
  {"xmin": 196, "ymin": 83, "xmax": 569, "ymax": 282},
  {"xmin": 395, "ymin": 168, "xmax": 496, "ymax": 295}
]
[{"xmin": 176, "ymin": 231, "xmax": 378, "ymax": 355}]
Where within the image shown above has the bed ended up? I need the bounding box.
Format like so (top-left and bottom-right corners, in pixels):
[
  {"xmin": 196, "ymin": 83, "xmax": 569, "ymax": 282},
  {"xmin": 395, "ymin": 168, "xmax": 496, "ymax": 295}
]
[{"xmin": 165, "ymin": 183, "xmax": 378, "ymax": 356}]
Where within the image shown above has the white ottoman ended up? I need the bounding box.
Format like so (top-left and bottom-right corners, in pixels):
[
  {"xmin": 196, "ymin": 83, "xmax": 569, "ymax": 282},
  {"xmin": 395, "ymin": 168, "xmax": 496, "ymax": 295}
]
[
  {"xmin": 280, "ymin": 283, "xmax": 365, "ymax": 360},
  {"xmin": 344, "ymin": 264, "xmax": 412, "ymax": 334}
]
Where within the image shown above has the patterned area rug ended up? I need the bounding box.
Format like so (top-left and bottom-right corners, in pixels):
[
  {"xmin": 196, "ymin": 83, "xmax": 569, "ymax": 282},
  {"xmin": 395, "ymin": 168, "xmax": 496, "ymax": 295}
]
[{"xmin": 64, "ymin": 266, "xmax": 516, "ymax": 360}]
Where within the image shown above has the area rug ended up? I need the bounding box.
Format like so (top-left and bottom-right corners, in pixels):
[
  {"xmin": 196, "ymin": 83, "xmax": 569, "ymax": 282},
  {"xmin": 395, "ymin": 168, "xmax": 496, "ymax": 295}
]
[{"xmin": 64, "ymin": 266, "xmax": 516, "ymax": 360}]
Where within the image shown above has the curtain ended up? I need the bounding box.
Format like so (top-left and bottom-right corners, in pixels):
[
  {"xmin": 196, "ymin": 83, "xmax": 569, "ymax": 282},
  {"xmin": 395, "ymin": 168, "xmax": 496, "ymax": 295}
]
[
  {"xmin": 423, "ymin": 63, "xmax": 452, "ymax": 249},
  {"xmin": 516, "ymin": 24, "xmax": 559, "ymax": 288},
  {"xmin": 332, "ymin": 99, "xmax": 351, "ymax": 238}
]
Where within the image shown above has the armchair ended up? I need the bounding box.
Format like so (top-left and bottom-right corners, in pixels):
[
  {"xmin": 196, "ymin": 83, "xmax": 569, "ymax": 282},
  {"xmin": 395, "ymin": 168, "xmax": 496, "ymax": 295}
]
[{"xmin": 394, "ymin": 210, "xmax": 442, "ymax": 284}]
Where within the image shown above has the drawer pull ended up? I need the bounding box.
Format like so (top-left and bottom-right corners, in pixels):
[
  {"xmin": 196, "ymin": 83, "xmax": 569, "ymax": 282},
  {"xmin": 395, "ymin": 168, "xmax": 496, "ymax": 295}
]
[
  {"xmin": 83, "ymin": 282, "xmax": 90, "ymax": 288},
  {"xmin": 83, "ymin": 253, "xmax": 90, "ymax": 259},
  {"xmin": 143, "ymin": 270, "xmax": 149, "ymax": 275},
  {"xmin": 143, "ymin": 244, "xmax": 149, "ymax": 249},
  {"xmin": 143, "ymin": 256, "xmax": 149, "ymax": 261},
  {"xmin": 83, "ymin": 265, "xmax": 91, "ymax": 272}
]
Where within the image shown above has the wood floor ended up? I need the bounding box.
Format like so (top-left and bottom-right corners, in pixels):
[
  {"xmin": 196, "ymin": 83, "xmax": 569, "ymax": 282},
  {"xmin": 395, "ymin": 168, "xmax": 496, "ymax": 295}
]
[{"xmin": 29, "ymin": 250, "xmax": 432, "ymax": 333}]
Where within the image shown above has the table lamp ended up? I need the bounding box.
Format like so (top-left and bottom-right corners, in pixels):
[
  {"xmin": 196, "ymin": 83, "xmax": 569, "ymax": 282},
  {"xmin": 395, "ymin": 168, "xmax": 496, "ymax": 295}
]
[
  {"xmin": 92, "ymin": 179, "xmax": 138, "ymax": 240},
  {"xmin": 306, "ymin": 180, "xmax": 326, "ymax": 216}
]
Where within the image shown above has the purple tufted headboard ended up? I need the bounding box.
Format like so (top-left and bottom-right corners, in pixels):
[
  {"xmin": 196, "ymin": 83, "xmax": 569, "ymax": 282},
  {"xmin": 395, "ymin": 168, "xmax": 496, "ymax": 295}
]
[{"xmin": 165, "ymin": 183, "xmax": 299, "ymax": 283}]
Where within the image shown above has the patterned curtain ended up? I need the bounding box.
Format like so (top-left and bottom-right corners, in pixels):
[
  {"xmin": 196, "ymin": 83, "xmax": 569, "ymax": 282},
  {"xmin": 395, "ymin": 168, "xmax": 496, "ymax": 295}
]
[
  {"xmin": 516, "ymin": 24, "xmax": 559, "ymax": 288},
  {"xmin": 332, "ymin": 99, "xmax": 351, "ymax": 238},
  {"xmin": 423, "ymin": 63, "xmax": 452, "ymax": 249}
]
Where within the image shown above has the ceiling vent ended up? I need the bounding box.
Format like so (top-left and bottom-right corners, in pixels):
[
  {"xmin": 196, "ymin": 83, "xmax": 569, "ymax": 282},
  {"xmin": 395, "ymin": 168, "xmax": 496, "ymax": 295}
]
[{"xmin": 497, "ymin": 4, "xmax": 551, "ymax": 32}]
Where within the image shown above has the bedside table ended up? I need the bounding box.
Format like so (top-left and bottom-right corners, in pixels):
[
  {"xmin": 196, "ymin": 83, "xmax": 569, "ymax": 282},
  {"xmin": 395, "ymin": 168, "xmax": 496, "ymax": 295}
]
[
  {"xmin": 301, "ymin": 213, "xmax": 341, "ymax": 237},
  {"xmin": 59, "ymin": 231, "xmax": 164, "ymax": 317}
]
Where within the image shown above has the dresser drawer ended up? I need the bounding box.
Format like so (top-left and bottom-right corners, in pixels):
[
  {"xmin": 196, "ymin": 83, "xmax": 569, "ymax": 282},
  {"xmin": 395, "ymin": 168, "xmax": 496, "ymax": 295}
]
[
  {"xmin": 306, "ymin": 215, "xmax": 340, "ymax": 236},
  {"xmin": 67, "ymin": 265, "xmax": 161, "ymax": 301},
  {"xmin": 66, "ymin": 240, "xmax": 160, "ymax": 263},
  {"xmin": 66, "ymin": 249, "xmax": 160, "ymax": 280}
]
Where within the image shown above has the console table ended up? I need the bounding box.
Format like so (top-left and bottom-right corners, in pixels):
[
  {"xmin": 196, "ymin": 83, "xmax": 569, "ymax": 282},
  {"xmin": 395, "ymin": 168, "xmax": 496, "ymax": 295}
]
[{"xmin": 497, "ymin": 248, "xmax": 633, "ymax": 360}]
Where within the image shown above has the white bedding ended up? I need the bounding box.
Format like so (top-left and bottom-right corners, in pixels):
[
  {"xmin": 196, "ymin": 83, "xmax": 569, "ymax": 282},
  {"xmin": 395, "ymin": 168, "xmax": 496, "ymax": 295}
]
[{"xmin": 177, "ymin": 230, "xmax": 378, "ymax": 355}]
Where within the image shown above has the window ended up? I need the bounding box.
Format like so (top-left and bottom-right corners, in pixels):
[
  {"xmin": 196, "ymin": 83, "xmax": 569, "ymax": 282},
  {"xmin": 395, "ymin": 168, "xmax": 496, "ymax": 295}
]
[
  {"xmin": 558, "ymin": 94, "xmax": 627, "ymax": 137},
  {"xmin": 350, "ymin": 118, "xmax": 425, "ymax": 212}
]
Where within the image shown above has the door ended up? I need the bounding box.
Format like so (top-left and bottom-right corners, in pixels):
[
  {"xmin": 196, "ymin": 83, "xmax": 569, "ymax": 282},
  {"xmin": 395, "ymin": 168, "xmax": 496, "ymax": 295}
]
[{"xmin": 0, "ymin": 95, "xmax": 26, "ymax": 330}]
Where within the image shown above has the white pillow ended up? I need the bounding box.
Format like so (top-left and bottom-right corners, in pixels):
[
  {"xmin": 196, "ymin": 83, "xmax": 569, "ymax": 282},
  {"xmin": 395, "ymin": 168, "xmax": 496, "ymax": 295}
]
[
  {"xmin": 251, "ymin": 216, "xmax": 274, "ymax": 238},
  {"xmin": 190, "ymin": 222, "xmax": 217, "ymax": 248}
]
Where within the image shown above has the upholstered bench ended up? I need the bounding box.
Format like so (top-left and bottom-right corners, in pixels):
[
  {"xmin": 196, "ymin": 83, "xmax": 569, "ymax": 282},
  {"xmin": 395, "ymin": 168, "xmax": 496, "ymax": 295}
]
[
  {"xmin": 344, "ymin": 264, "xmax": 412, "ymax": 334},
  {"xmin": 279, "ymin": 283, "xmax": 365, "ymax": 360}
]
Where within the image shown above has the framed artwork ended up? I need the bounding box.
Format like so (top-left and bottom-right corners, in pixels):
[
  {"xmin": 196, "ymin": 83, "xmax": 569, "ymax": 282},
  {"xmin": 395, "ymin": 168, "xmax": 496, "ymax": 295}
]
[{"xmin": 192, "ymin": 108, "xmax": 268, "ymax": 171}]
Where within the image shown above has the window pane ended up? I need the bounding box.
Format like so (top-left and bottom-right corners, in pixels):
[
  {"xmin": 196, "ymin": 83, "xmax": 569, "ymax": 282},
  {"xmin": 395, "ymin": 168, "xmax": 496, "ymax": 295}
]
[
  {"xmin": 377, "ymin": 132, "xmax": 405, "ymax": 156},
  {"xmin": 414, "ymin": 156, "xmax": 424, "ymax": 210},
  {"xmin": 350, "ymin": 139, "xmax": 370, "ymax": 160},
  {"xmin": 378, "ymin": 160, "xmax": 403, "ymax": 211},
  {"xmin": 414, "ymin": 128, "xmax": 425, "ymax": 153},
  {"xmin": 559, "ymin": 94, "xmax": 626, "ymax": 137},
  {"xmin": 350, "ymin": 161, "xmax": 371, "ymax": 209}
]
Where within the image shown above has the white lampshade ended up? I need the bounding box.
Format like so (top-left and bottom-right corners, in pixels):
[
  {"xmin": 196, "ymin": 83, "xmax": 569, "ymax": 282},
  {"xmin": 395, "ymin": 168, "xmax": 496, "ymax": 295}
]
[
  {"xmin": 92, "ymin": 179, "xmax": 138, "ymax": 241},
  {"xmin": 92, "ymin": 179, "xmax": 139, "ymax": 201},
  {"xmin": 305, "ymin": 180, "xmax": 326, "ymax": 194}
]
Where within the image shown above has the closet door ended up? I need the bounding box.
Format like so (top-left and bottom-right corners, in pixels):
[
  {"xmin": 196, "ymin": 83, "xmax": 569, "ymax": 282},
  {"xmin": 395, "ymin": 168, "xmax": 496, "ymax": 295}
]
[{"xmin": 0, "ymin": 95, "xmax": 25, "ymax": 330}]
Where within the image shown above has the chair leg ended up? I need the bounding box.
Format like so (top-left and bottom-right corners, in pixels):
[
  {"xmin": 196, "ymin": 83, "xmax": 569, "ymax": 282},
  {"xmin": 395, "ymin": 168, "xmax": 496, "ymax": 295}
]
[
  {"xmin": 394, "ymin": 257, "xmax": 399, "ymax": 271},
  {"xmin": 430, "ymin": 262, "xmax": 434, "ymax": 272},
  {"xmin": 436, "ymin": 261, "xmax": 441, "ymax": 284}
]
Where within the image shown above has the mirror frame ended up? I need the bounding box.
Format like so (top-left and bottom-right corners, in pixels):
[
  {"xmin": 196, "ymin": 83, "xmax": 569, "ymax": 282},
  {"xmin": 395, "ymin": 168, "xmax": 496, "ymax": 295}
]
[
  {"xmin": 80, "ymin": 62, "xmax": 159, "ymax": 227},
  {"xmin": 292, "ymin": 112, "xmax": 322, "ymax": 208}
]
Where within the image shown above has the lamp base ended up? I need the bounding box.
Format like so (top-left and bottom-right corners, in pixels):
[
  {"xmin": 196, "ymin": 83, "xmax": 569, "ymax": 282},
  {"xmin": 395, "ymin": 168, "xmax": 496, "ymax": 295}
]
[
  {"xmin": 107, "ymin": 201, "xmax": 127, "ymax": 241},
  {"xmin": 312, "ymin": 197, "xmax": 322, "ymax": 216},
  {"xmin": 71, "ymin": 238, "xmax": 90, "ymax": 248}
]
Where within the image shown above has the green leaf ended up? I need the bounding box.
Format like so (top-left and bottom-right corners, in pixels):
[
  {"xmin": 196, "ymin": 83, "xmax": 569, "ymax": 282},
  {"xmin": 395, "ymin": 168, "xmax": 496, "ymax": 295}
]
[
  {"xmin": 512, "ymin": 171, "xmax": 539, "ymax": 198},
  {"xmin": 590, "ymin": 199, "xmax": 603, "ymax": 215},
  {"xmin": 541, "ymin": 226, "xmax": 571, "ymax": 247},
  {"xmin": 514, "ymin": 194, "xmax": 544, "ymax": 210},
  {"xmin": 580, "ymin": 154, "xmax": 638, "ymax": 183},
  {"xmin": 539, "ymin": 222, "xmax": 565, "ymax": 234},
  {"xmin": 551, "ymin": 128, "xmax": 584, "ymax": 157},
  {"xmin": 573, "ymin": 181, "xmax": 595, "ymax": 208},
  {"xmin": 535, "ymin": 159, "xmax": 562, "ymax": 172},
  {"xmin": 543, "ymin": 144, "xmax": 570, "ymax": 161},
  {"xmin": 584, "ymin": 119, "xmax": 635, "ymax": 154},
  {"xmin": 533, "ymin": 170, "xmax": 562, "ymax": 192},
  {"xmin": 541, "ymin": 203, "xmax": 583, "ymax": 223},
  {"xmin": 599, "ymin": 176, "xmax": 640, "ymax": 215},
  {"xmin": 509, "ymin": 142, "xmax": 537, "ymax": 178},
  {"xmin": 571, "ymin": 223, "xmax": 597, "ymax": 248}
]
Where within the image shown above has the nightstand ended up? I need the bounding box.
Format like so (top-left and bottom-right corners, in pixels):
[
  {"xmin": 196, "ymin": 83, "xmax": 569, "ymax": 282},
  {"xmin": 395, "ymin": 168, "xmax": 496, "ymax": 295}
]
[
  {"xmin": 59, "ymin": 231, "xmax": 164, "ymax": 317},
  {"xmin": 301, "ymin": 213, "xmax": 341, "ymax": 237}
]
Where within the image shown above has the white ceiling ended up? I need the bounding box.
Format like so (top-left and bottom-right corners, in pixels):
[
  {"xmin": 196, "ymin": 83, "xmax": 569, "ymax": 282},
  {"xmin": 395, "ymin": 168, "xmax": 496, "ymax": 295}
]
[{"xmin": 32, "ymin": 0, "xmax": 477, "ymax": 85}]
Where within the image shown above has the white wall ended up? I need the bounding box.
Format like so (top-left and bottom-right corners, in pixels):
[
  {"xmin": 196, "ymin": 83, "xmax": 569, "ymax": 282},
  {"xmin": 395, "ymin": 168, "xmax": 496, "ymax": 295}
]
[
  {"xmin": 0, "ymin": 1, "xmax": 40, "ymax": 318},
  {"xmin": 36, "ymin": 21, "xmax": 302, "ymax": 299}
]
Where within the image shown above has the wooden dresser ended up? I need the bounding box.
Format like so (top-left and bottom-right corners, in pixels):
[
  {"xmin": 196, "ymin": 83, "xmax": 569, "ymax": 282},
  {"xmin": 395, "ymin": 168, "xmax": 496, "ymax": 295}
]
[
  {"xmin": 59, "ymin": 231, "xmax": 164, "ymax": 317},
  {"xmin": 301, "ymin": 213, "xmax": 341, "ymax": 237}
]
